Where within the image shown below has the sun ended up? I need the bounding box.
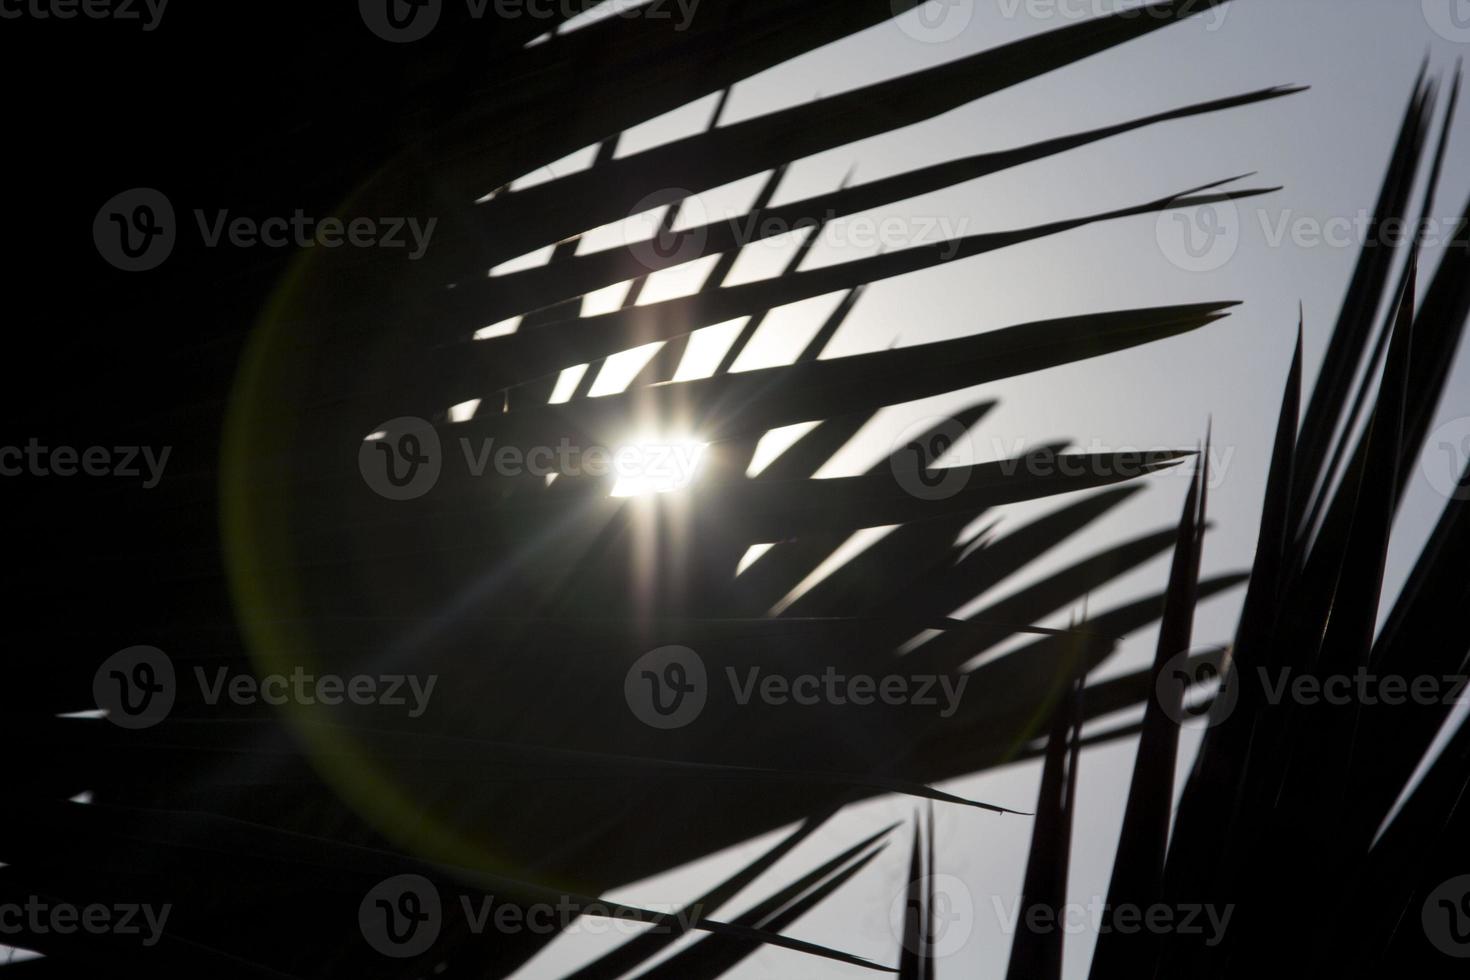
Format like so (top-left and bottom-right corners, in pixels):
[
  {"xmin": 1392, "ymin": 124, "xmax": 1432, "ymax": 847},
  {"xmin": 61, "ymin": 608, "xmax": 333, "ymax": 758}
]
[{"xmin": 608, "ymin": 435, "xmax": 709, "ymax": 497}]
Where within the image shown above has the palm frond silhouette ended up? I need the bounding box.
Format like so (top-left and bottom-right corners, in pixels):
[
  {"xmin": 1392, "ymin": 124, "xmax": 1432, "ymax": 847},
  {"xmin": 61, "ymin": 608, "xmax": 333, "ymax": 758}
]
[{"xmin": 11, "ymin": 2, "xmax": 1470, "ymax": 977}]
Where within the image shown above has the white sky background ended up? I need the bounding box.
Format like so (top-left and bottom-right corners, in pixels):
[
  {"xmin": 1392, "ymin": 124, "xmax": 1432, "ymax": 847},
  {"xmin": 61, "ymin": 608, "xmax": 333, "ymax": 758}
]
[{"xmin": 500, "ymin": 1, "xmax": 1470, "ymax": 977}]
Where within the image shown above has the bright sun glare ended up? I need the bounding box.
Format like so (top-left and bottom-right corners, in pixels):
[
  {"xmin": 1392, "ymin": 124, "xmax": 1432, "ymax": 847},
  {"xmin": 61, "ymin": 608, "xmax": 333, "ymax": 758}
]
[{"xmin": 608, "ymin": 436, "xmax": 709, "ymax": 498}]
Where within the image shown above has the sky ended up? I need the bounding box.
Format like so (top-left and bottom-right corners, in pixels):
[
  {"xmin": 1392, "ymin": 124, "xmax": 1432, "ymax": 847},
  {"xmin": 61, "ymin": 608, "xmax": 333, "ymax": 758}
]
[{"xmin": 484, "ymin": 1, "xmax": 1470, "ymax": 976}]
